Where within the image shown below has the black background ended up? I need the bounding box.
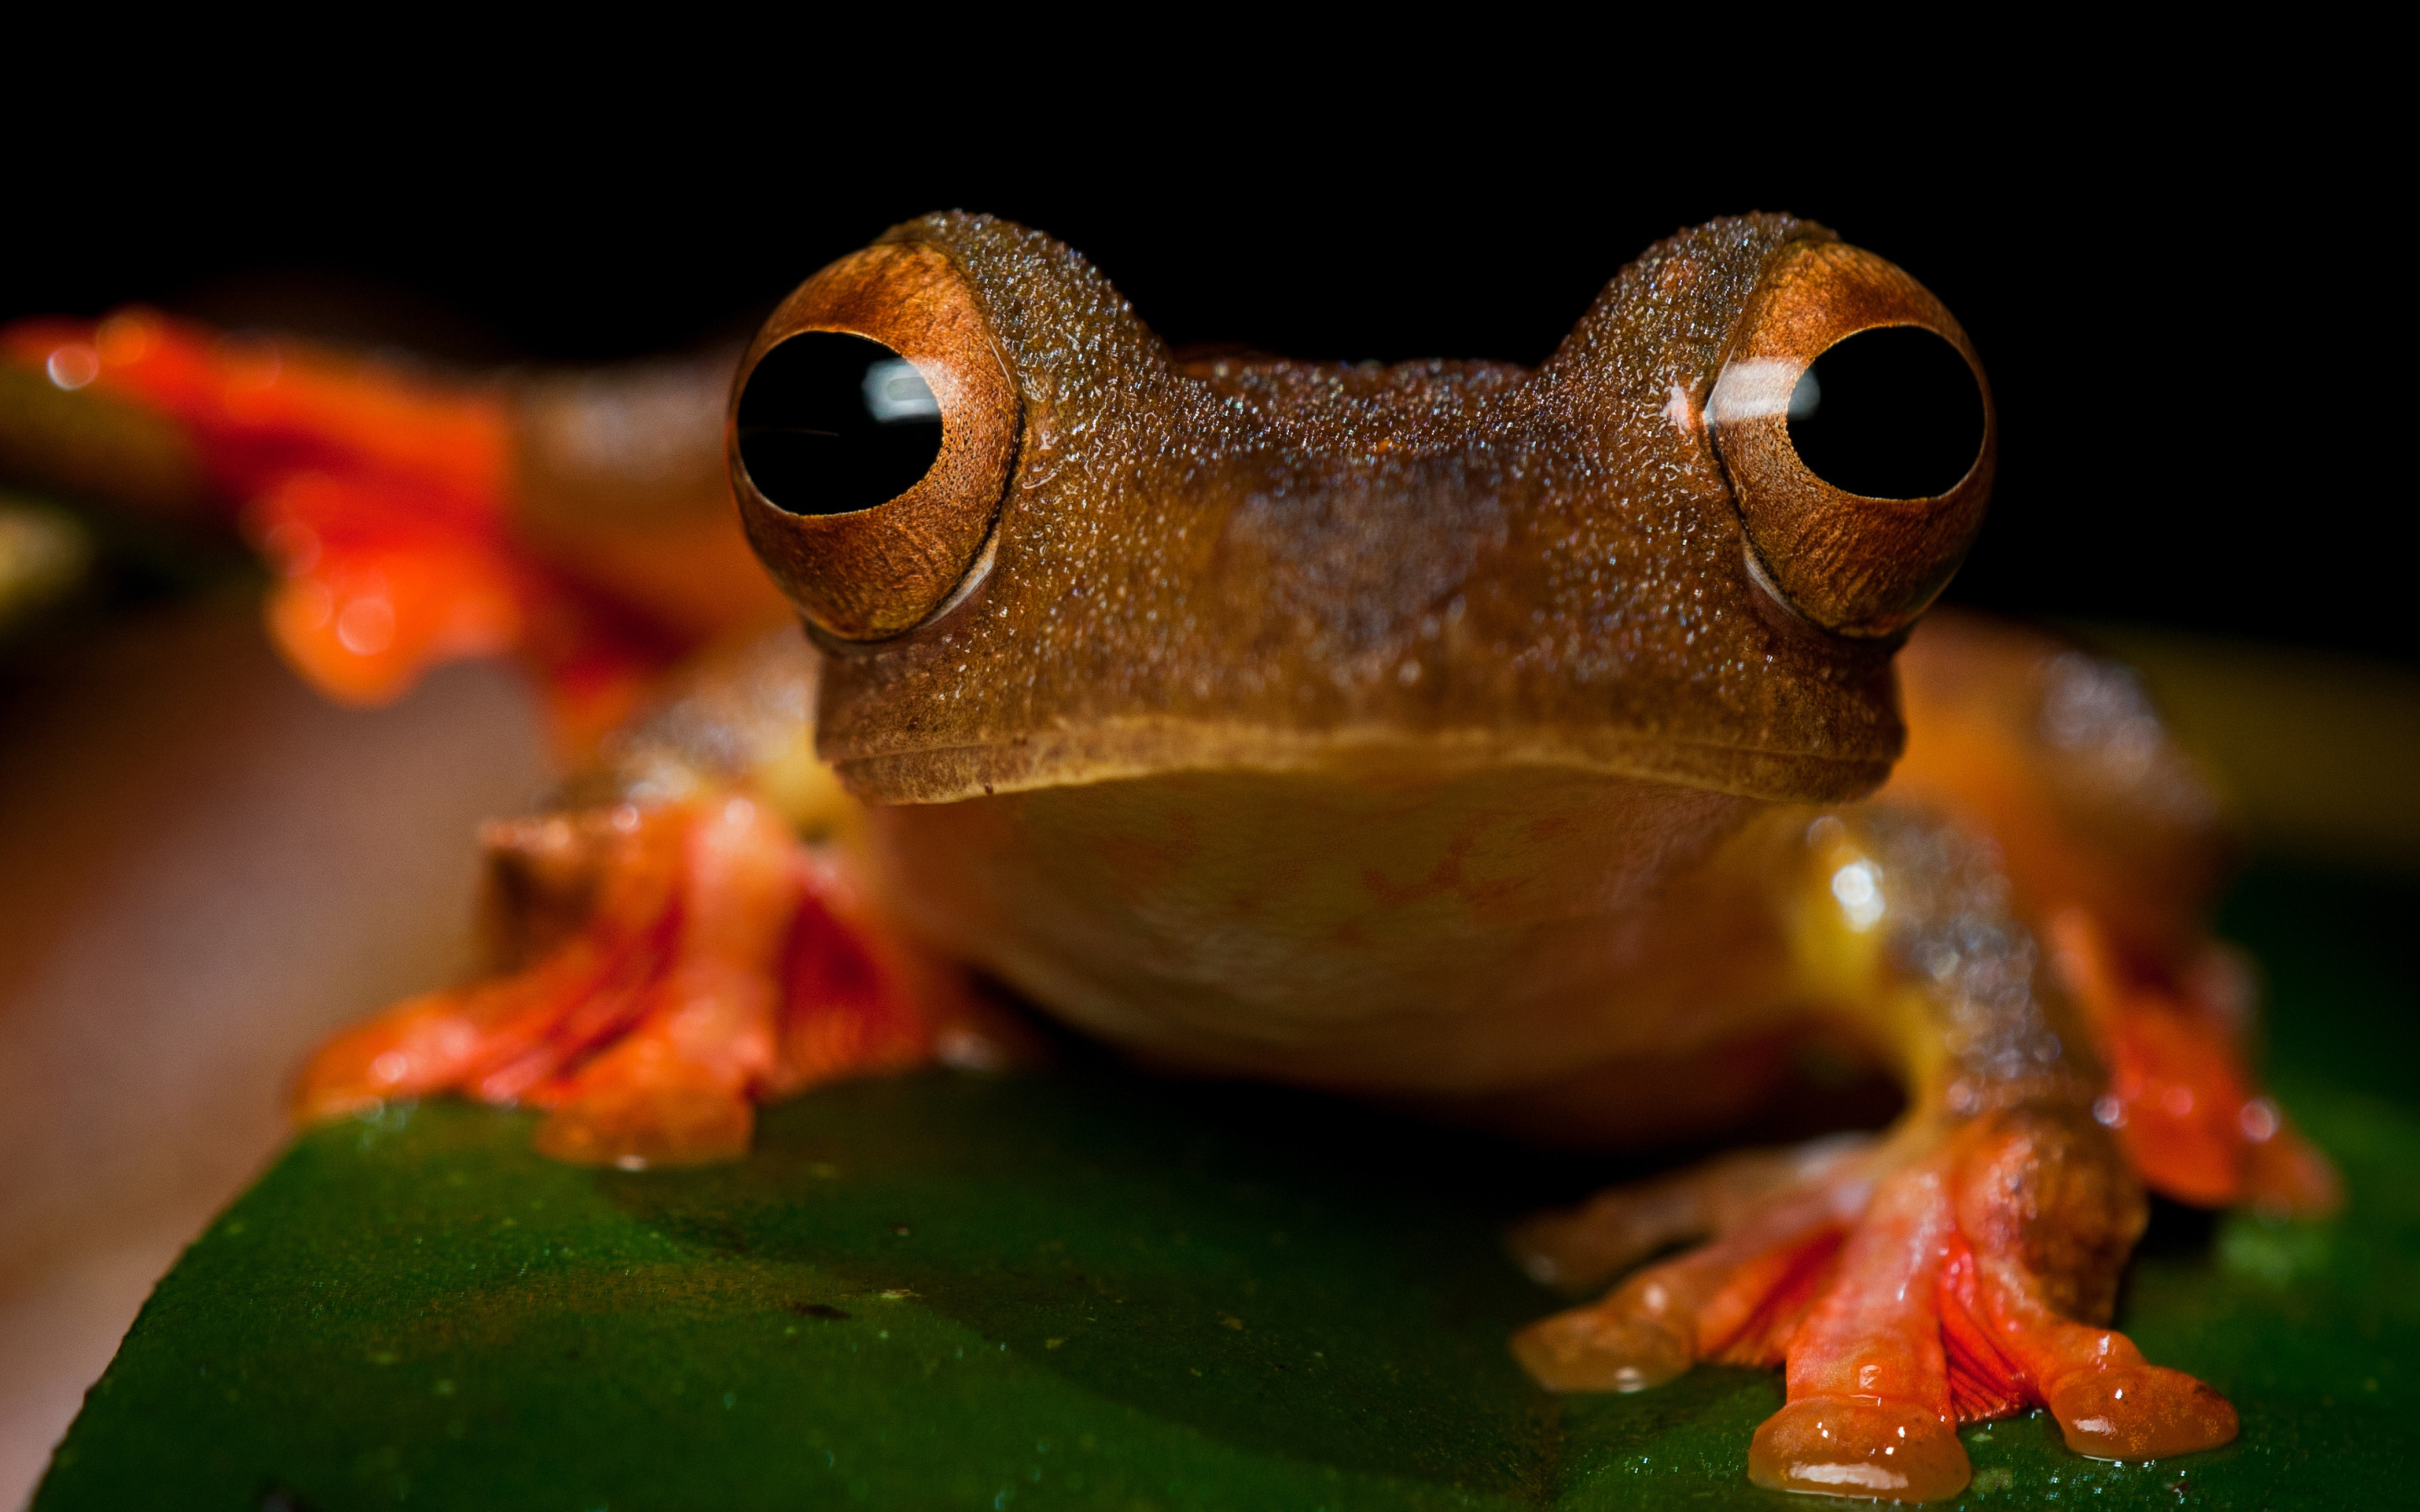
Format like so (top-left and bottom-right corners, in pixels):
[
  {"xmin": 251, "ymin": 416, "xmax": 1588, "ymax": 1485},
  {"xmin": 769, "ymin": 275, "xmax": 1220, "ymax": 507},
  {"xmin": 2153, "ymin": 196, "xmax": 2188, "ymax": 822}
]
[{"xmin": 9, "ymin": 75, "xmax": 2396, "ymax": 661}]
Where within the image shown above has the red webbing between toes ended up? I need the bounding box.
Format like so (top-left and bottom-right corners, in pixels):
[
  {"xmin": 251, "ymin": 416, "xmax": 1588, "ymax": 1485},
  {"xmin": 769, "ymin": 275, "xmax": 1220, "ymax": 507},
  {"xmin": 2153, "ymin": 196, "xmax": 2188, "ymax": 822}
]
[
  {"xmin": 1707, "ymin": 1224, "xmax": 1845, "ymax": 1368},
  {"xmin": 293, "ymin": 809, "xmax": 691, "ymax": 1118},
  {"xmin": 1948, "ymin": 1112, "xmax": 2242, "ymax": 1460},
  {"xmin": 776, "ymin": 886, "xmax": 934, "ymax": 1092},
  {"xmin": 1937, "ymin": 1232, "xmax": 2031, "ymax": 1423}
]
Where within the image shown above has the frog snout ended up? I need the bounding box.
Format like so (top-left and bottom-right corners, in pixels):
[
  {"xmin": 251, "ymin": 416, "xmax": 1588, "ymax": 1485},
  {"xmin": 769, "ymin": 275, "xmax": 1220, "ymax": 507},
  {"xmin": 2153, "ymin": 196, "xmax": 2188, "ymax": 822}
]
[{"xmin": 1707, "ymin": 239, "xmax": 1994, "ymax": 639}]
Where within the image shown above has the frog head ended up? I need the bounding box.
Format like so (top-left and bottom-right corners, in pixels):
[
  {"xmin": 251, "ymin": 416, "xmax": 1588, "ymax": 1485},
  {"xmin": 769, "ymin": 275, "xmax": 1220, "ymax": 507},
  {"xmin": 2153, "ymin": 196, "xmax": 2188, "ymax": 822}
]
[{"xmin": 729, "ymin": 213, "xmax": 1991, "ymax": 811}]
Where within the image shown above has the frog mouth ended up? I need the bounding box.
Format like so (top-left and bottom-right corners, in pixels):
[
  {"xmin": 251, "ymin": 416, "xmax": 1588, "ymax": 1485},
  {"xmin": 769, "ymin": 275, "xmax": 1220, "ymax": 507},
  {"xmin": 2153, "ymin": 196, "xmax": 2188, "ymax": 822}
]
[{"xmin": 820, "ymin": 714, "xmax": 1898, "ymax": 809}]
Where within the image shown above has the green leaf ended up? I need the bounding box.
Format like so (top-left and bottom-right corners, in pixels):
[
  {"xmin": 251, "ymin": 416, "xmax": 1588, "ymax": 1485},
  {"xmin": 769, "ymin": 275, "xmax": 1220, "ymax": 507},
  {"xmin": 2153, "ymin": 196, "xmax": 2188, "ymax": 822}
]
[{"xmin": 35, "ymin": 861, "xmax": 2420, "ymax": 1510}]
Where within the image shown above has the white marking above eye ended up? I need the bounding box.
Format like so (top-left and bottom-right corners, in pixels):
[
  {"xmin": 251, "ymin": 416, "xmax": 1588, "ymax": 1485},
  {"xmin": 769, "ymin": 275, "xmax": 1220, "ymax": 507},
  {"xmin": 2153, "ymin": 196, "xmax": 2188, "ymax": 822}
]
[{"xmin": 1707, "ymin": 359, "xmax": 1816, "ymax": 425}]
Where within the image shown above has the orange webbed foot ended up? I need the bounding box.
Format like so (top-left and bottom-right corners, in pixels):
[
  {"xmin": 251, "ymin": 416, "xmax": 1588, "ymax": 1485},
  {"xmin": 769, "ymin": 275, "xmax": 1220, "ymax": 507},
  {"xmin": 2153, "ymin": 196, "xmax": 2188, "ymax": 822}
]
[
  {"xmin": 297, "ymin": 793, "xmax": 978, "ymax": 1166},
  {"xmin": 1517, "ymin": 1105, "xmax": 2238, "ymax": 1502},
  {"xmin": 1752, "ymin": 1108, "xmax": 2238, "ymax": 1499},
  {"xmin": 1944, "ymin": 1107, "xmax": 2239, "ymax": 1462},
  {"xmin": 294, "ymin": 806, "xmax": 688, "ymax": 1121}
]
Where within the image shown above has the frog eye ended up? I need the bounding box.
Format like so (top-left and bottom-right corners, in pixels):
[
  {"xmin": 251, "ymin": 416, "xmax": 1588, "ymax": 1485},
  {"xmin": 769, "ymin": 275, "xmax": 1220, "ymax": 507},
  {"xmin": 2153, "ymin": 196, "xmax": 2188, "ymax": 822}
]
[
  {"xmin": 730, "ymin": 241, "xmax": 1018, "ymax": 640},
  {"xmin": 1707, "ymin": 239, "xmax": 1994, "ymax": 638}
]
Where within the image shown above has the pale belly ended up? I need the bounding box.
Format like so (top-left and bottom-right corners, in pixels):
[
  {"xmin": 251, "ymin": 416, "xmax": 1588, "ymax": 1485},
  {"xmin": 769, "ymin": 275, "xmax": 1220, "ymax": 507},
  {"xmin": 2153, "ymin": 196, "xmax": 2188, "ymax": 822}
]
[{"xmin": 863, "ymin": 764, "xmax": 1814, "ymax": 1097}]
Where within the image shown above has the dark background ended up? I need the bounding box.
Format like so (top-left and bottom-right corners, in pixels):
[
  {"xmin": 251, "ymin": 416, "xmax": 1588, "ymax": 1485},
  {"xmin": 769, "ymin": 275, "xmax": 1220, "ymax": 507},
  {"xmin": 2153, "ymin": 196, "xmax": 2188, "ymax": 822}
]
[{"xmin": 9, "ymin": 86, "xmax": 2396, "ymax": 660}]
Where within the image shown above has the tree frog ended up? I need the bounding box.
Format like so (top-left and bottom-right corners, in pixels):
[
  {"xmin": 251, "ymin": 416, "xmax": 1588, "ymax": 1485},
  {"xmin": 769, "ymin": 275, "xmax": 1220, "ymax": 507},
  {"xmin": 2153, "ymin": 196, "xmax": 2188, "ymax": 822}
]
[{"xmin": 71, "ymin": 213, "xmax": 2325, "ymax": 1504}]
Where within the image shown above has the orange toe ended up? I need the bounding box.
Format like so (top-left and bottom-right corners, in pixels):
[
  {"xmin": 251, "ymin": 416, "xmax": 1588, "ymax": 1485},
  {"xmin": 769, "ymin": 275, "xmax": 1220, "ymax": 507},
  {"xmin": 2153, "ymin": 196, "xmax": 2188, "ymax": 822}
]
[
  {"xmin": 1748, "ymin": 1396, "xmax": 1970, "ymax": 1503},
  {"xmin": 2045, "ymin": 1362, "xmax": 2238, "ymax": 1461},
  {"xmin": 1510, "ymin": 1300, "xmax": 1691, "ymax": 1393},
  {"xmin": 1514, "ymin": 1189, "xmax": 1855, "ymax": 1396},
  {"xmin": 534, "ymin": 1080, "xmax": 755, "ymax": 1169},
  {"xmin": 2243, "ymin": 1117, "xmax": 2344, "ymax": 1218}
]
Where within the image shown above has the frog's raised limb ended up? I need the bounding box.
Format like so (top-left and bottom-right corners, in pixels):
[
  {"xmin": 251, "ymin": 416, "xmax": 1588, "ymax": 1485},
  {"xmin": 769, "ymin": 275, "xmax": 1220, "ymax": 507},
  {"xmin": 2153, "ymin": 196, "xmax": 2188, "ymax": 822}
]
[{"xmin": 1, "ymin": 308, "xmax": 787, "ymax": 747}]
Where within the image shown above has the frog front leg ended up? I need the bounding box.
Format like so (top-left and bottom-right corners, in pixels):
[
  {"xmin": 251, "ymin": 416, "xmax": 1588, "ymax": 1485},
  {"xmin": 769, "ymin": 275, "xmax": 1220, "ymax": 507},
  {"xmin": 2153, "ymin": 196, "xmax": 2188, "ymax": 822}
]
[
  {"xmin": 1513, "ymin": 806, "xmax": 2247, "ymax": 1501},
  {"xmin": 295, "ymin": 628, "xmax": 1015, "ymax": 1166}
]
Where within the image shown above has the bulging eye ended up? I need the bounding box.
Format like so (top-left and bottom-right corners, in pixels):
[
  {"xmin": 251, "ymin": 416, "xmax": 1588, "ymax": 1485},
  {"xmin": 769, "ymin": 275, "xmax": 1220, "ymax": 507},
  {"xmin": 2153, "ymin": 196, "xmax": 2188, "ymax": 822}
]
[
  {"xmin": 1708, "ymin": 239, "xmax": 1995, "ymax": 639},
  {"xmin": 735, "ymin": 333, "xmax": 944, "ymax": 516},
  {"xmin": 729, "ymin": 242, "xmax": 1018, "ymax": 641}
]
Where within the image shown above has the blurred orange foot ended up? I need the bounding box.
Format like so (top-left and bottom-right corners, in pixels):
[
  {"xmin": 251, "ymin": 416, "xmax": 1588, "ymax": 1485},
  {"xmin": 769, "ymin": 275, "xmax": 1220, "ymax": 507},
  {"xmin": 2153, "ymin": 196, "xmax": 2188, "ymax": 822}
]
[
  {"xmin": 3, "ymin": 308, "xmax": 685, "ymax": 752},
  {"xmin": 296, "ymin": 793, "xmax": 975, "ymax": 1167},
  {"xmin": 2049, "ymin": 908, "xmax": 2340, "ymax": 1216}
]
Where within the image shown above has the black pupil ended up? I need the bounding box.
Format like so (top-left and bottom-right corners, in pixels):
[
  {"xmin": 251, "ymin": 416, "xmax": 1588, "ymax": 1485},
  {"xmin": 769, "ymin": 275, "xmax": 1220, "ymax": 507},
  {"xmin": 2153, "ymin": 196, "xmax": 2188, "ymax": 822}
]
[
  {"xmin": 735, "ymin": 333, "xmax": 944, "ymax": 516},
  {"xmin": 1786, "ymin": 327, "xmax": 1984, "ymax": 500}
]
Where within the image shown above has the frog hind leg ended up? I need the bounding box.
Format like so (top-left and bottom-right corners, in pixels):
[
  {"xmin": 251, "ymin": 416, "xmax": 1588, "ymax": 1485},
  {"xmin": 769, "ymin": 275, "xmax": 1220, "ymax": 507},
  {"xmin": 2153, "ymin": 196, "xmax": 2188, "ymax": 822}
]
[
  {"xmin": 1888, "ymin": 611, "xmax": 2339, "ymax": 1217},
  {"xmin": 2045, "ymin": 907, "xmax": 2341, "ymax": 1215},
  {"xmin": 294, "ymin": 794, "xmax": 980, "ymax": 1168}
]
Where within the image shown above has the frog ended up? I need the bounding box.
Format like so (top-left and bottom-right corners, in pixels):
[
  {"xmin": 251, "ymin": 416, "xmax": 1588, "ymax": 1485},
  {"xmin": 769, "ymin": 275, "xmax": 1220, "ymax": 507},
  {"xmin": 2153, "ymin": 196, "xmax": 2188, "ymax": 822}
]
[{"xmin": 52, "ymin": 212, "xmax": 2330, "ymax": 1504}]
